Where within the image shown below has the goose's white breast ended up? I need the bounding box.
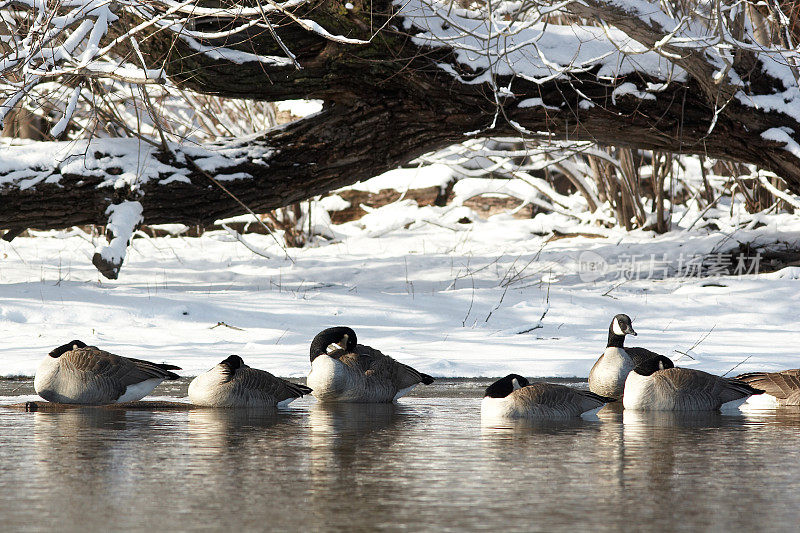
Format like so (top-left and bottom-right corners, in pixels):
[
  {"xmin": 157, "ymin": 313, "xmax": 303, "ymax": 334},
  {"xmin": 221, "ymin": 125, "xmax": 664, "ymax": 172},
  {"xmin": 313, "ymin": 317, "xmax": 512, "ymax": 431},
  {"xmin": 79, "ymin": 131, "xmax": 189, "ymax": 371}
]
[
  {"xmin": 481, "ymin": 396, "xmax": 516, "ymax": 419},
  {"xmin": 622, "ymin": 372, "xmax": 654, "ymax": 410}
]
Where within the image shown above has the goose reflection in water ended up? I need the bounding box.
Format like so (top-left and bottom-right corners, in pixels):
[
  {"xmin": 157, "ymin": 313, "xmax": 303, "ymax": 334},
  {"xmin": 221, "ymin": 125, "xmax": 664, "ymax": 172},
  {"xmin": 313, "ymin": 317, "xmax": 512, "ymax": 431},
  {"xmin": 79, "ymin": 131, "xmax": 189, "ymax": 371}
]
[
  {"xmin": 309, "ymin": 402, "xmax": 402, "ymax": 446},
  {"xmin": 31, "ymin": 408, "xmax": 167, "ymax": 528},
  {"xmin": 308, "ymin": 402, "xmax": 406, "ymax": 476},
  {"xmin": 740, "ymin": 403, "xmax": 800, "ymax": 427},
  {"xmin": 618, "ymin": 409, "xmax": 741, "ymax": 481},
  {"xmin": 612, "ymin": 410, "xmax": 780, "ymax": 528},
  {"xmin": 184, "ymin": 407, "xmax": 311, "ymax": 524},
  {"xmin": 480, "ymin": 414, "xmax": 591, "ymax": 437},
  {"xmin": 33, "ymin": 407, "xmax": 169, "ymax": 471},
  {"xmin": 33, "ymin": 407, "xmax": 180, "ymax": 470},
  {"xmin": 479, "ymin": 413, "xmax": 613, "ymax": 525},
  {"xmin": 187, "ymin": 408, "xmax": 285, "ymax": 447},
  {"xmin": 186, "ymin": 407, "xmax": 309, "ymax": 476},
  {"xmin": 620, "ymin": 409, "xmax": 730, "ymax": 480},
  {"xmin": 479, "ymin": 415, "xmax": 602, "ymax": 488},
  {"xmin": 307, "ymin": 402, "xmax": 416, "ymax": 531}
]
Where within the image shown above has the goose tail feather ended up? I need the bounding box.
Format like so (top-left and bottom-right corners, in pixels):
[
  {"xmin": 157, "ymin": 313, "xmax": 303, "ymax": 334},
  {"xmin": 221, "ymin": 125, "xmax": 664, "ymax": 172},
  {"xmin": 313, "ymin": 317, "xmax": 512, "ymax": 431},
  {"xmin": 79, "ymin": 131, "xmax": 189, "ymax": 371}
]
[
  {"xmin": 583, "ymin": 391, "xmax": 617, "ymax": 404},
  {"xmin": 731, "ymin": 380, "xmax": 764, "ymax": 395},
  {"xmin": 163, "ymin": 370, "xmax": 181, "ymax": 381},
  {"xmin": 295, "ymin": 383, "xmax": 313, "ymax": 396},
  {"xmin": 129, "ymin": 358, "xmax": 182, "ymax": 380},
  {"xmin": 153, "ymin": 362, "xmax": 181, "ymax": 380},
  {"xmin": 725, "ymin": 378, "xmax": 764, "ymax": 398}
]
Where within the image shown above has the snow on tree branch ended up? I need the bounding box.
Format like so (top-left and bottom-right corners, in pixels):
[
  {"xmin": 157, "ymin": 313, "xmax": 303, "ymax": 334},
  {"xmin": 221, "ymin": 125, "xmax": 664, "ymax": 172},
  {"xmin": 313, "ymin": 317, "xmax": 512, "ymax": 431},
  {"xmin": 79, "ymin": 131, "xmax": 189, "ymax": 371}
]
[
  {"xmin": 564, "ymin": 0, "xmax": 800, "ymax": 117},
  {"xmin": 91, "ymin": 199, "xmax": 143, "ymax": 279},
  {"xmin": 397, "ymin": 0, "xmax": 683, "ymax": 85},
  {"xmin": 0, "ymin": 0, "xmax": 331, "ymax": 134}
]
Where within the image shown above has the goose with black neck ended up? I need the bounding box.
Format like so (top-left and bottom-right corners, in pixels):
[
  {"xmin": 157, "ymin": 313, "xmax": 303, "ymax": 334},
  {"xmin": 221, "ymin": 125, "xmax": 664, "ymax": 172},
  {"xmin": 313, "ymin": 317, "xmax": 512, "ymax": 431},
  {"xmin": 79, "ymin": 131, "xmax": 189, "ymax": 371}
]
[
  {"xmin": 307, "ymin": 326, "xmax": 434, "ymax": 403},
  {"xmin": 588, "ymin": 314, "xmax": 663, "ymax": 399}
]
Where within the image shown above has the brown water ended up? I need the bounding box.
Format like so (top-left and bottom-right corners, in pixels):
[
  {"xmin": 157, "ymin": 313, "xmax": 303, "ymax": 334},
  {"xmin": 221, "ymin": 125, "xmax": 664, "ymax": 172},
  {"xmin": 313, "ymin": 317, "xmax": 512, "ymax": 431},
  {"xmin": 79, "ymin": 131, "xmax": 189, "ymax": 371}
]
[{"xmin": 1, "ymin": 379, "xmax": 799, "ymax": 532}]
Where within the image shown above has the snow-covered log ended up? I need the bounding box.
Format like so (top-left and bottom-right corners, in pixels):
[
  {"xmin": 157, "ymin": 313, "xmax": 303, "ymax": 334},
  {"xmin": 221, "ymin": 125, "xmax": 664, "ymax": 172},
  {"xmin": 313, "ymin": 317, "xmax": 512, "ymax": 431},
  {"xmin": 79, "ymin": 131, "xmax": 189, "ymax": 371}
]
[{"xmin": 0, "ymin": 102, "xmax": 467, "ymax": 232}]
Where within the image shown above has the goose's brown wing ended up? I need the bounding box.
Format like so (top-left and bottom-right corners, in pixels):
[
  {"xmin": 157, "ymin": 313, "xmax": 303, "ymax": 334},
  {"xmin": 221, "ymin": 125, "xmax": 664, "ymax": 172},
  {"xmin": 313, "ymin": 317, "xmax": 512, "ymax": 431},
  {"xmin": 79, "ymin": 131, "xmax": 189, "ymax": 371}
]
[
  {"xmin": 515, "ymin": 383, "xmax": 611, "ymax": 415},
  {"xmin": 343, "ymin": 344, "xmax": 434, "ymax": 389},
  {"xmin": 736, "ymin": 369, "xmax": 800, "ymax": 400},
  {"xmin": 234, "ymin": 367, "xmax": 311, "ymax": 402},
  {"xmin": 62, "ymin": 347, "xmax": 178, "ymax": 402},
  {"xmin": 658, "ymin": 368, "xmax": 760, "ymax": 408}
]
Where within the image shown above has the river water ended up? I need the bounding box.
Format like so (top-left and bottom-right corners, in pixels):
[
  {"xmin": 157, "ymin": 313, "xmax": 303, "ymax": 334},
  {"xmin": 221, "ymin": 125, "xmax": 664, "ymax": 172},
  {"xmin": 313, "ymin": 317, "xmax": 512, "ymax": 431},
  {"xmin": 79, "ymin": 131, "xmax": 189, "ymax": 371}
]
[{"xmin": 1, "ymin": 379, "xmax": 799, "ymax": 532}]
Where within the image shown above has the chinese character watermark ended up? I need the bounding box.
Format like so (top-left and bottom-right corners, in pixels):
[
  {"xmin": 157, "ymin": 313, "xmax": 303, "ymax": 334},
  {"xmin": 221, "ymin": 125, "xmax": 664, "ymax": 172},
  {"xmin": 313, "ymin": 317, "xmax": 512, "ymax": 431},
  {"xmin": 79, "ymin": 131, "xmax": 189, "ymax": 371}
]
[{"xmin": 577, "ymin": 252, "xmax": 761, "ymax": 281}]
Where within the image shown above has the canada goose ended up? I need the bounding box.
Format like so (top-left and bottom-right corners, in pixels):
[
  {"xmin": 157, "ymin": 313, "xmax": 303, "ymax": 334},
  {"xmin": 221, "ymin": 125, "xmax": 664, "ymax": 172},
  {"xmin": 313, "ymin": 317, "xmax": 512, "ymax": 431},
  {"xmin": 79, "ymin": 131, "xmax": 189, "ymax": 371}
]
[
  {"xmin": 623, "ymin": 355, "xmax": 764, "ymax": 411},
  {"xmin": 588, "ymin": 314, "xmax": 662, "ymax": 399},
  {"xmin": 481, "ymin": 374, "xmax": 616, "ymax": 419},
  {"xmin": 736, "ymin": 369, "xmax": 800, "ymax": 406},
  {"xmin": 307, "ymin": 326, "xmax": 434, "ymax": 403},
  {"xmin": 188, "ymin": 355, "xmax": 312, "ymax": 408},
  {"xmin": 34, "ymin": 340, "xmax": 181, "ymax": 405}
]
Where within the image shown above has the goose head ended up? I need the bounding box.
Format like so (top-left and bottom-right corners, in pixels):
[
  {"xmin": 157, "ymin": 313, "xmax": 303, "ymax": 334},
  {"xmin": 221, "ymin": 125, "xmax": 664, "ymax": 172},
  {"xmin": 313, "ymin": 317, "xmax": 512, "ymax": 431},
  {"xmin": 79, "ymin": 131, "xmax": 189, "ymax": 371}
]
[
  {"xmin": 310, "ymin": 327, "xmax": 357, "ymax": 362},
  {"xmin": 608, "ymin": 314, "xmax": 636, "ymax": 348},
  {"xmin": 633, "ymin": 355, "xmax": 674, "ymax": 376},
  {"xmin": 484, "ymin": 374, "xmax": 530, "ymax": 398},
  {"xmin": 48, "ymin": 340, "xmax": 88, "ymax": 358},
  {"xmin": 220, "ymin": 354, "xmax": 246, "ymax": 371}
]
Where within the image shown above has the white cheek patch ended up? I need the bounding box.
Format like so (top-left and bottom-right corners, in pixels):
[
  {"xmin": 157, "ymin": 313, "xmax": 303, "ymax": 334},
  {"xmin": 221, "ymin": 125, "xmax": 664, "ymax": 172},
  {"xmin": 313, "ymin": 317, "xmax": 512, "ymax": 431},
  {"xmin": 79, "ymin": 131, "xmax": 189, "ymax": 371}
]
[
  {"xmin": 612, "ymin": 318, "xmax": 625, "ymax": 336},
  {"xmin": 512, "ymin": 378, "xmax": 522, "ymax": 390},
  {"xmin": 326, "ymin": 343, "xmax": 343, "ymax": 354},
  {"xmin": 327, "ymin": 334, "xmax": 349, "ymax": 354}
]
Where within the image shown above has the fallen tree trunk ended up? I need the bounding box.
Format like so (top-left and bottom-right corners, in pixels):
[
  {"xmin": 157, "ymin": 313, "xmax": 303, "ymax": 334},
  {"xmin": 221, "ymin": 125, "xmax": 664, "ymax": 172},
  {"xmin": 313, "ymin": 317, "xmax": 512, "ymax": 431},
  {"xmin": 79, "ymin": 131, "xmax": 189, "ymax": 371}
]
[{"xmin": 2, "ymin": 80, "xmax": 795, "ymax": 232}]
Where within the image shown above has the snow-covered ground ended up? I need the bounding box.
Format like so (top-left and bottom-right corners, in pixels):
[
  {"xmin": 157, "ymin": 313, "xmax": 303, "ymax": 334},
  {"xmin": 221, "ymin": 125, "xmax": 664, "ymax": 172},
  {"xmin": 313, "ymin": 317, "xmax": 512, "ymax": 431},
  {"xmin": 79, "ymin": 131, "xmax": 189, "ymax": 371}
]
[{"xmin": 2, "ymin": 169, "xmax": 800, "ymax": 379}]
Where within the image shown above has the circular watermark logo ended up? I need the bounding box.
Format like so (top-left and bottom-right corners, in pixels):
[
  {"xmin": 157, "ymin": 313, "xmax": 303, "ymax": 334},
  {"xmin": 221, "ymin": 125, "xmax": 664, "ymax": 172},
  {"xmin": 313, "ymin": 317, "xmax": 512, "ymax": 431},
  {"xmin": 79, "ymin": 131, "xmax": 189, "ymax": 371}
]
[{"xmin": 578, "ymin": 251, "xmax": 608, "ymax": 282}]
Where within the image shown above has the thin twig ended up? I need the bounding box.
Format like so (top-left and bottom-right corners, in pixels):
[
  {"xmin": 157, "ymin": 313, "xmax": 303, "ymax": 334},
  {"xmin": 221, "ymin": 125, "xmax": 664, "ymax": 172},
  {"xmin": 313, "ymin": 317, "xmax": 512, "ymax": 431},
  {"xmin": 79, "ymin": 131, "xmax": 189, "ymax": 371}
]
[
  {"xmin": 484, "ymin": 284, "xmax": 509, "ymax": 323},
  {"xmin": 689, "ymin": 324, "xmax": 716, "ymax": 351},
  {"xmin": 671, "ymin": 350, "xmax": 696, "ymax": 362},
  {"xmin": 721, "ymin": 355, "xmax": 753, "ymax": 378},
  {"xmin": 602, "ymin": 279, "xmax": 628, "ymax": 298},
  {"xmin": 274, "ymin": 328, "xmax": 289, "ymax": 344},
  {"xmin": 221, "ymin": 223, "xmax": 272, "ymax": 258},
  {"xmin": 461, "ymin": 271, "xmax": 475, "ymax": 327},
  {"xmin": 673, "ymin": 324, "xmax": 716, "ymax": 362},
  {"xmin": 518, "ymin": 283, "xmax": 550, "ymax": 334},
  {"xmin": 210, "ymin": 321, "xmax": 244, "ymax": 331},
  {"xmin": 518, "ymin": 305, "xmax": 549, "ymax": 334}
]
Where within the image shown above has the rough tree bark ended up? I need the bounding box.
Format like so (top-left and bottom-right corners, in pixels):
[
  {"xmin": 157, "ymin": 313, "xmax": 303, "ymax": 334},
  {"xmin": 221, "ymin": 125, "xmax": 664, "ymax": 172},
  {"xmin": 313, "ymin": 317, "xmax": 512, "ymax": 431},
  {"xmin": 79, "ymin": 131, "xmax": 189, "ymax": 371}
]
[{"xmin": 2, "ymin": 1, "xmax": 800, "ymax": 243}]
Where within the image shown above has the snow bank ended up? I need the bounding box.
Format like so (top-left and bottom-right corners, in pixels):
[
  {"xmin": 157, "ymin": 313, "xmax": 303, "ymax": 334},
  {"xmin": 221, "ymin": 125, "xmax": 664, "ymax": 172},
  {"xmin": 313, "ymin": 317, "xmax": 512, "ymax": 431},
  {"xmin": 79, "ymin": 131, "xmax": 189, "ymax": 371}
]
[{"xmin": 2, "ymin": 190, "xmax": 800, "ymax": 379}]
